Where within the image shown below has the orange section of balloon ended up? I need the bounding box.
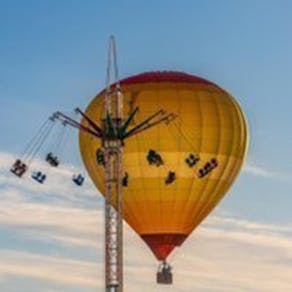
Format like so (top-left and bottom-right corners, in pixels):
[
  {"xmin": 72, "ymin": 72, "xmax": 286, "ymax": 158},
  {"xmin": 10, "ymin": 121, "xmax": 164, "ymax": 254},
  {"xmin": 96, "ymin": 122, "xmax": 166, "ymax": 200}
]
[{"xmin": 80, "ymin": 71, "xmax": 248, "ymax": 260}]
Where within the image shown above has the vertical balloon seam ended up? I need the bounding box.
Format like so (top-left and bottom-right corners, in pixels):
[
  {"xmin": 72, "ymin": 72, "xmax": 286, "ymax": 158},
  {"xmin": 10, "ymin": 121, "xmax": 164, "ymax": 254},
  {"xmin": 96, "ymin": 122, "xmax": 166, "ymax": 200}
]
[
  {"xmin": 232, "ymin": 94, "xmax": 249, "ymax": 161},
  {"xmin": 133, "ymin": 87, "xmax": 148, "ymax": 233},
  {"xmin": 123, "ymin": 88, "xmax": 143, "ymax": 231},
  {"xmin": 154, "ymin": 82, "xmax": 162, "ymax": 233},
  {"xmin": 187, "ymin": 88, "xmax": 221, "ymax": 230},
  {"xmin": 220, "ymin": 90, "xmax": 249, "ymax": 158},
  {"xmin": 129, "ymin": 86, "xmax": 149, "ymax": 232},
  {"xmin": 206, "ymin": 95, "xmax": 246, "ymax": 219},
  {"xmin": 124, "ymin": 87, "xmax": 144, "ymax": 232},
  {"xmin": 170, "ymin": 84, "xmax": 182, "ymax": 232},
  {"xmin": 190, "ymin": 92, "xmax": 234, "ymax": 226},
  {"xmin": 199, "ymin": 89, "xmax": 223, "ymax": 222},
  {"xmin": 214, "ymin": 93, "xmax": 240, "ymax": 209},
  {"xmin": 206, "ymin": 93, "xmax": 243, "ymax": 220},
  {"xmin": 186, "ymin": 87, "xmax": 217, "ymax": 233},
  {"xmin": 164, "ymin": 115, "xmax": 187, "ymax": 231},
  {"xmin": 150, "ymin": 83, "xmax": 163, "ymax": 232},
  {"xmin": 176, "ymin": 87, "xmax": 195, "ymax": 231},
  {"xmin": 180, "ymin": 86, "xmax": 205, "ymax": 232},
  {"xmin": 191, "ymin": 89, "xmax": 227, "ymax": 226},
  {"xmin": 122, "ymin": 120, "xmax": 141, "ymax": 233},
  {"xmin": 128, "ymin": 148, "xmax": 146, "ymax": 230},
  {"xmin": 168, "ymin": 84, "xmax": 197, "ymax": 261},
  {"xmin": 125, "ymin": 88, "xmax": 146, "ymax": 234},
  {"xmin": 223, "ymin": 94, "xmax": 248, "ymax": 201}
]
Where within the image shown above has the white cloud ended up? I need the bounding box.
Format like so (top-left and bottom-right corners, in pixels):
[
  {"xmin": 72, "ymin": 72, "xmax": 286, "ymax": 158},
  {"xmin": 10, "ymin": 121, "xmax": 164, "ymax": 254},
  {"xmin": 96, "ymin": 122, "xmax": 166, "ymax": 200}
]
[
  {"xmin": 243, "ymin": 163, "xmax": 277, "ymax": 178},
  {"xmin": 243, "ymin": 161, "xmax": 292, "ymax": 181},
  {"xmin": 0, "ymin": 250, "xmax": 98, "ymax": 288},
  {"xmin": 0, "ymin": 151, "xmax": 291, "ymax": 291},
  {"xmin": 208, "ymin": 216, "xmax": 292, "ymax": 235}
]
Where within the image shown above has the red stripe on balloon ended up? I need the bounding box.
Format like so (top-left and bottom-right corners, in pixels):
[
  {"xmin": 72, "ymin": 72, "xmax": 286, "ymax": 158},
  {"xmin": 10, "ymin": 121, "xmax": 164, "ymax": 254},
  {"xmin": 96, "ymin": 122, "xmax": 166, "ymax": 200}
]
[{"xmin": 141, "ymin": 234, "xmax": 188, "ymax": 260}]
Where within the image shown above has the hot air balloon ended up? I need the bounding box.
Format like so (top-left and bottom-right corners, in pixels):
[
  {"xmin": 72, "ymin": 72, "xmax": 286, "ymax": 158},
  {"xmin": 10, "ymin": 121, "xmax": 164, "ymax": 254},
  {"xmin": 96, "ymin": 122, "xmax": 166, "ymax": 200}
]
[{"xmin": 79, "ymin": 71, "xmax": 248, "ymax": 282}]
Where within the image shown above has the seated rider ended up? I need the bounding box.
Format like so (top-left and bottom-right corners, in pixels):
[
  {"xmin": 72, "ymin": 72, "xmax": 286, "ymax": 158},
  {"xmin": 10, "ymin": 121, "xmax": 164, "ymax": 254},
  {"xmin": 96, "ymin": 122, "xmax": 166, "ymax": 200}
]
[
  {"xmin": 46, "ymin": 152, "xmax": 59, "ymax": 167},
  {"xmin": 210, "ymin": 158, "xmax": 218, "ymax": 168},
  {"xmin": 147, "ymin": 149, "xmax": 156, "ymax": 164},
  {"xmin": 73, "ymin": 174, "xmax": 85, "ymax": 186},
  {"xmin": 185, "ymin": 153, "xmax": 200, "ymax": 167},
  {"xmin": 165, "ymin": 171, "xmax": 176, "ymax": 184},
  {"xmin": 147, "ymin": 149, "xmax": 164, "ymax": 166},
  {"xmin": 96, "ymin": 148, "xmax": 105, "ymax": 166},
  {"xmin": 122, "ymin": 172, "xmax": 129, "ymax": 187},
  {"xmin": 46, "ymin": 152, "xmax": 53, "ymax": 161}
]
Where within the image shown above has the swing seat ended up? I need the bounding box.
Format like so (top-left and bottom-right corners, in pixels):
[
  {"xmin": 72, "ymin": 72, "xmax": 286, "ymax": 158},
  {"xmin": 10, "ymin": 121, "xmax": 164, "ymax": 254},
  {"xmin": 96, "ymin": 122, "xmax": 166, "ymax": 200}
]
[
  {"xmin": 32, "ymin": 171, "xmax": 47, "ymax": 184},
  {"xmin": 46, "ymin": 153, "xmax": 59, "ymax": 167},
  {"xmin": 10, "ymin": 159, "xmax": 27, "ymax": 177},
  {"xmin": 72, "ymin": 174, "xmax": 85, "ymax": 186},
  {"xmin": 122, "ymin": 172, "xmax": 129, "ymax": 187}
]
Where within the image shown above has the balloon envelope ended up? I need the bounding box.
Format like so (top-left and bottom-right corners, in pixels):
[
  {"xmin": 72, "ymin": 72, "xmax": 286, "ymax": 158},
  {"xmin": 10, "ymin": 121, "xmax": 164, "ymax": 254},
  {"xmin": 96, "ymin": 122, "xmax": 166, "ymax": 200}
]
[{"xmin": 80, "ymin": 71, "xmax": 248, "ymax": 260}]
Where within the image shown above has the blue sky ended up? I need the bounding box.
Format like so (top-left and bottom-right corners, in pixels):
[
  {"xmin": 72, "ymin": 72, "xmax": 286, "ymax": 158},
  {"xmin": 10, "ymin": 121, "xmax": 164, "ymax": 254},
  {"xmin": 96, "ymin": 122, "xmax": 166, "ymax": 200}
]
[{"xmin": 0, "ymin": 0, "xmax": 292, "ymax": 291}]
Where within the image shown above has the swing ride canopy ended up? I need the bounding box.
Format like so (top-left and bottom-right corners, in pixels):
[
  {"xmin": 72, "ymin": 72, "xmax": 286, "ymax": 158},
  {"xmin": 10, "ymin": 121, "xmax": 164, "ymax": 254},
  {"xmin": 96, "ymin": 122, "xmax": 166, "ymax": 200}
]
[{"xmin": 79, "ymin": 71, "xmax": 248, "ymax": 261}]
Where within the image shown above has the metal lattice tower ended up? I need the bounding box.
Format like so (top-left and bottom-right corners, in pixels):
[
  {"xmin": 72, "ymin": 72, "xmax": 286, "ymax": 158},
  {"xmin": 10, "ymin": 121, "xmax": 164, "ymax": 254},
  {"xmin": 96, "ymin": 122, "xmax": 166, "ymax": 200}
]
[{"xmin": 103, "ymin": 36, "xmax": 124, "ymax": 292}]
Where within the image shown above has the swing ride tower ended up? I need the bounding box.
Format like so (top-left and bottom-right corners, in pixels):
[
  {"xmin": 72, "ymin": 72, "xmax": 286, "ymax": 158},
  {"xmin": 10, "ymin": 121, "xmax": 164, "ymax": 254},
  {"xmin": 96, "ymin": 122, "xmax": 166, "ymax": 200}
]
[
  {"xmin": 88, "ymin": 37, "xmax": 176, "ymax": 291},
  {"xmin": 103, "ymin": 36, "xmax": 124, "ymax": 292},
  {"xmin": 54, "ymin": 37, "xmax": 175, "ymax": 291}
]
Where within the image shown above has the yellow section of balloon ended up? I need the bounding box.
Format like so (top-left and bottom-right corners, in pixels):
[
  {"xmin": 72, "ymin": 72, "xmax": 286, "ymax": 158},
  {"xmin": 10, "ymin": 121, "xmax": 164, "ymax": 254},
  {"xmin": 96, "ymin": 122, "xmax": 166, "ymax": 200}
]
[{"xmin": 79, "ymin": 72, "xmax": 248, "ymax": 260}]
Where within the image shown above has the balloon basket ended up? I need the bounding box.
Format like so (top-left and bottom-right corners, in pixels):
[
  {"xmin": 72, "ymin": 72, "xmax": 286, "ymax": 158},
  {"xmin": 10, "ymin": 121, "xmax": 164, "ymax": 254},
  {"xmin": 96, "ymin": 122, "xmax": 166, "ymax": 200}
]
[{"xmin": 156, "ymin": 261, "xmax": 173, "ymax": 285}]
